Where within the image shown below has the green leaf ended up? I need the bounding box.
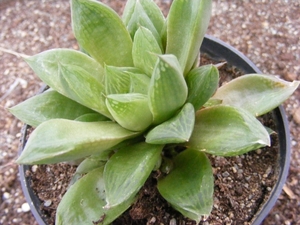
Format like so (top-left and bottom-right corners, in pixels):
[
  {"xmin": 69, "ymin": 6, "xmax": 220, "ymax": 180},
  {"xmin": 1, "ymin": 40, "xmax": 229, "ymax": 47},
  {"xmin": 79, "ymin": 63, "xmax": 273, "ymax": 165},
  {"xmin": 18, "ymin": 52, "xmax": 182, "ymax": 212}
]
[
  {"xmin": 16, "ymin": 120, "xmax": 138, "ymax": 164},
  {"xmin": 104, "ymin": 142, "xmax": 163, "ymax": 208},
  {"xmin": 188, "ymin": 105, "xmax": 270, "ymax": 156},
  {"xmin": 75, "ymin": 155, "xmax": 109, "ymax": 175},
  {"xmin": 123, "ymin": 0, "xmax": 165, "ymax": 42},
  {"xmin": 148, "ymin": 54, "xmax": 188, "ymax": 124},
  {"xmin": 146, "ymin": 103, "xmax": 195, "ymax": 144},
  {"xmin": 132, "ymin": 26, "xmax": 163, "ymax": 76},
  {"xmin": 105, "ymin": 66, "xmax": 132, "ymax": 95},
  {"xmin": 105, "ymin": 66, "xmax": 150, "ymax": 95},
  {"xmin": 212, "ymin": 74, "xmax": 300, "ymax": 116},
  {"xmin": 128, "ymin": 71, "xmax": 150, "ymax": 94},
  {"xmin": 9, "ymin": 89, "xmax": 95, "ymax": 127},
  {"xmin": 106, "ymin": 93, "xmax": 153, "ymax": 131},
  {"xmin": 24, "ymin": 49, "xmax": 111, "ymax": 118},
  {"xmin": 75, "ymin": 113, "xmax": 109, "ymax": 122},
  {"xmin": 71, "ymin": 0, "xmax": 133, "ymax": 66},
  {"xmin": 186, "ymin": 65, "xmax": 219, "ymax": 110},
  {"xmin": 56, "ymin": 167, "xmax": 135, "ymax": 225},
  {"xmin": 157, "ymin": 149, "xmax": 213, "ymax": 223},
  {"xmin": 166, "ymin": 0, "xmax": 212, "ymax": 74},
  {"xmin": 125, "ymin": 1, "xmax": 163, "ymax": 49}
]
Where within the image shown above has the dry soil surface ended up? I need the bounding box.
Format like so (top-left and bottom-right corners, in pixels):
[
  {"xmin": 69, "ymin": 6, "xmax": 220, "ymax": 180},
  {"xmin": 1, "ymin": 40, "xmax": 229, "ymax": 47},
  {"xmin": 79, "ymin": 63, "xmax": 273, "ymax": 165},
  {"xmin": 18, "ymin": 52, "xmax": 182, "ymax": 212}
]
[{"xmin": 0, "ymin": 1, "xmax": 299, "ymax": 225}]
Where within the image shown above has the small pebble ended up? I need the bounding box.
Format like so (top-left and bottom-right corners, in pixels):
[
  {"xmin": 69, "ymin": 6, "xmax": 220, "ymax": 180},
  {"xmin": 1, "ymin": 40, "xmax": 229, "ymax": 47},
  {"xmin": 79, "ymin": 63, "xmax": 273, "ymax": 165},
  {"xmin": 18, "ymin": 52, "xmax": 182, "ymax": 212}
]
[
  {"xmin": 3, "ymin": 192, "xmax": 10, "ymax": 200},
  {"xmin": 21, "ymin": 203, "xmax": 30, "ymax": 212},
  {"xmin": 169, "ymin": 218, "xmax": 176, "ymax": 225},
  {"xmin": 293, "ymin": 108, "xmax": 300, "ymax": 125},
  {"xmin": 31, "ymin": 165, "xmax": 38, "ymax": 173},
  {"xmin": 44, "ymin": 199, "xmax": 52, "ymax": 207}
]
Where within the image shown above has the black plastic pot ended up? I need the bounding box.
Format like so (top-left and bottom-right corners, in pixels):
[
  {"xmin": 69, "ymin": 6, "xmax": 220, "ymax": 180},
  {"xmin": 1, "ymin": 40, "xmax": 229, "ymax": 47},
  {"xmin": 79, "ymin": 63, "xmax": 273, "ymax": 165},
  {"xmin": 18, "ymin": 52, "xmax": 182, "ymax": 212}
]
[{"xmin": 19, "ymin": 35, "xmax": 291, "ymax": 225}]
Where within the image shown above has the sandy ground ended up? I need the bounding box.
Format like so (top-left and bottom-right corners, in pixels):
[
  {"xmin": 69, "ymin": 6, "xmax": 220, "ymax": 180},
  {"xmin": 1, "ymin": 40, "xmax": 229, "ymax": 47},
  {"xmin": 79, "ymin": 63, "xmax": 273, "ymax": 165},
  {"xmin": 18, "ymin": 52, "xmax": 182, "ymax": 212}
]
[{"xmin": 0, "ymin": 0, "xmax": 299, "ymax": 224}]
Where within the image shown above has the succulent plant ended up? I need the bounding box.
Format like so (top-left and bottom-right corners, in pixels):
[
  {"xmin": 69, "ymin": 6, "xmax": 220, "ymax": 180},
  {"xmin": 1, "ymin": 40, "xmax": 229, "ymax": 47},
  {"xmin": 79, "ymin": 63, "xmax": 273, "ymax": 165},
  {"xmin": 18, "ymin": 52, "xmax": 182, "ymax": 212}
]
[{"xmin": 8, "ymin": 0, "xmax": 299, "ymax": 224}]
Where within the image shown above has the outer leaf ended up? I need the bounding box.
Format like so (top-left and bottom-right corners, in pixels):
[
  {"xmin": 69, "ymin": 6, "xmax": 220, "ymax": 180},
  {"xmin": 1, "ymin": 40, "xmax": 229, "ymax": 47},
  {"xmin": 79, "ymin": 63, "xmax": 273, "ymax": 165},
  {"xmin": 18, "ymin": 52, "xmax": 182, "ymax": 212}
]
[
  {"xmin": 212, "ymin": 74, "xmax": 300, "ymax": 116},
  {"xmin": 104, "ymin": 142, "xmax": 163, "ymax": 208},
  {"xmin": 146, "ymin": 103, "xmax": 195, "ymax": 144},
  {"xmin": 9, "ymin": 90, "xmax": 95, "ymax": 127},
  {"xmin": 157, "ymin": 149, "xmax": 213, "ymax": 223},
  {"xmin": 188, "ymin": 105, "xmax": 270, "ymax": 156},
  {"xmin": 71, "ymin": 0, "xmax": 133, "ymax": 66},
  {"xmin": 166, "ymin": 0, "xmax": 212, "ymax": 74},
  {"xmin": 132, "ymin": 26, "xmax": 163, "ymax": 76},
  {"xmin": 56, "ymin": 167, "xmax": 135, "ymax": 225},
  {"xmin": 16, "ymin": 120, "xmax": 138, "ymax": 164},
  {"xmin": 148, "ymin": 54, "xmax": 188, "ymax": 124},
  {"xmin": 24, "ymin": 49, "xmax": 111, "ymax": 118},
  {"xmin": 106, "ymin": 93, "xmax": 153, "ymax": 131},
  {"xmin": 186, "ymin": 65, "xmax": 219, "ymax": 110}
]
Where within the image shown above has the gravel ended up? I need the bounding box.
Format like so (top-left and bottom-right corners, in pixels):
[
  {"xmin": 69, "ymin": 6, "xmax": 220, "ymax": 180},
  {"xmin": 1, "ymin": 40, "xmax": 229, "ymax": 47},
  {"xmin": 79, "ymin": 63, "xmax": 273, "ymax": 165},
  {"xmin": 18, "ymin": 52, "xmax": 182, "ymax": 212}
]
[{"xmin": 0, "ymin": 0, "xmax": 299, "ymax": 225}]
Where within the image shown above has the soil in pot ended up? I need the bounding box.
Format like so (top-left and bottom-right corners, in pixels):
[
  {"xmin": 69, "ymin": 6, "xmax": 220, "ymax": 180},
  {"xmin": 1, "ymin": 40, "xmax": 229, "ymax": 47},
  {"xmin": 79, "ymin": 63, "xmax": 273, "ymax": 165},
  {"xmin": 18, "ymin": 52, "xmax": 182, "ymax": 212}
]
[{"xmin": 23, "ymin": 54, "xmax": 280, "ymax": 225}]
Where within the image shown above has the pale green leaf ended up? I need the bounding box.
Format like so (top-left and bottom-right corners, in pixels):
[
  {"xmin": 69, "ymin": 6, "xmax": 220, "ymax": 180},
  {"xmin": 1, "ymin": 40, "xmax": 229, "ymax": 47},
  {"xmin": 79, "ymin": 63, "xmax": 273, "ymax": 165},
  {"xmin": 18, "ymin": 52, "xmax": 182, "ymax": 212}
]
[
  {"xmin": 128, "ymin": 71, "xmax": 150, "ymax": 94},
  {"xmin": 105, "ymin": 66, "xmax": 150, "ymax": 95},
  {"xmin": 157, "ymin": 149, "xmax": 213, "ymax": 223},
  {"xmin": 146, "ymin": 103, "xmax": 195, "ymax": 144},
  {"xmin": 75, "ymin": 113, "xmax": 109, "ymax": 122},
  {"xmin": 212, "ymin": 74, "xmax": 300, "ymax": 116},
  {"xmin": 56, "ymin": 167, "xmax": 135, "ymax": 225},
  {"xmin": 123, "ymin": 0, "xmax": 165, "ymax": 41},
  {"xmin": 104, "ymin": 142, "xmax": 163, "ymax": 208},
  {"xmin": 126, "ymin": 1, "xmax": 163, "ymax": 49},
  {"xmin": 188, "ymin": 105, "xmax": 270, "ymax": 156},
  {"xmin": 71, "ymin": 0, "xmax": 133, "ymax": 66},
  {"xmin": 166, "ymin": 0, "xmax": 212, "ymax": 74},
  {"xmin": 106, "ymin": 93, "xmax": 153, "ymax": 131},
  {"xmin": 132, "ymin": 26, "xmax": 163, "ymax": 76},
  {"xmin": 9, "ymin": 89, "xmax": 95, "ymax": 127},
  {"xmin": 24, "ymin": 49, "xmax": 111, "ymax": 118},
  {"xmin": 105, "ymin": 66, "xmax": 132, "ymax": 95},
  {"xmin": 16, "ymin": 120, "xmax": 138, "ymax": 164},
  {"xmin": 123, "ymin": 0, "xmax": 165, "ymax": 33},
  {"xmin": 148, "ymin": 54, "xmax": 188, "ymax": 124},
  {"xmin": 186, "ymin": 64, "xmax": 219, "ymax": 110}
]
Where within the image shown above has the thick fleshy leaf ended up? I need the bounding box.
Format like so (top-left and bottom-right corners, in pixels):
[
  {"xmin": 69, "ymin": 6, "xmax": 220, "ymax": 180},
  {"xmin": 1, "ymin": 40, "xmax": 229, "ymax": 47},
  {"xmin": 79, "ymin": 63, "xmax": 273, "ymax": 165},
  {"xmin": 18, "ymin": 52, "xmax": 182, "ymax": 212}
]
[
  {"xmin": 75, "ymin": 113, "xmax": 109, "ymax": 122},
  {"xmin": 186, "ymin": 65, "xmax": 219, "ymax": 110},
  {"xmin": 104, "ymin": 142, "xmax": 163, "ymax": 208},
  {"xmin": 125, "ymin": 1, "xmax": 163, "ymax": 49},
  {"xmin": 132, "ymin": 26, "xmax": 163, "ymax": 76},
  {"xmin": 56, "ymin": 167, "xmax": 135, "ymax": 225},
  {"xmin": 105, "ymin": 66, "xmax": 150, "ymax": 95},
  {"xmin": 16, "ymin": 120, "xmax": 138, "ymax": 164},
  {"xmin": 123, "ymin": 0, "xmax": 165, "ymax": 36},
  {"xmin": 105, "ymin": 66, "xmax": 132, "ymax": 95},
  {"xmin": 212, "ymin": 74, "xmax": 300, "ymax": 116},
  {"xmin": 188, "ymin": 105, "xmax": 270, "ymax": 156},
  {"xmin": 128, "ymin": 72, "xmax": 150, "ymax": 94},
  {"xmin": 71, "ymin": 0, "xmax": 133, "ymax": 66},
  {"xmin": 24, "ymin": 49, "xmax": 111, "ymax": 118},
  {"xmin": 106, "ymin": 93, "xmax": 153, "ymax": 131},
  {"xmin": 9, "ymin": 90, "xmax": 95, "ymax": 127},
  {"xmin": 157, "ymin": 149, "xmax": 214, "ymax": 223},
  {"xmin": 166, "ymin": 0, "xmax": 212, "ymax": 74},
  {"xmin": 146, "ymin": 103, "xmax": 195, "ymax": 144},
  {"xmin": 148, "ymin": 54, "xmax": 188, "ymax": 124}
]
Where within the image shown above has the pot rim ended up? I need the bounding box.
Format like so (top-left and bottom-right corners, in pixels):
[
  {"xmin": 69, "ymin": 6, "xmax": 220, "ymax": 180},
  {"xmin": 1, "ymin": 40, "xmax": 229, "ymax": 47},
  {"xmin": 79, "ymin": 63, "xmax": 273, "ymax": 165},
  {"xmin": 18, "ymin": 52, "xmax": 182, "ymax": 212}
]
[{"xmin": 18, "ymin": 35, "xmax": 291, "ymax": 225}]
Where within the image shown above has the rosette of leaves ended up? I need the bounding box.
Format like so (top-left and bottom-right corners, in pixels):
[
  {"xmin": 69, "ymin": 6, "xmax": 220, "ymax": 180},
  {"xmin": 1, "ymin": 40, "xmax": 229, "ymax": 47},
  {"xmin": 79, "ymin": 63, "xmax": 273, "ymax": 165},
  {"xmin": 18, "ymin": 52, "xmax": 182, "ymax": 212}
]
[{"xmin": 9, "ymin": 0, "xmax": 299, "ymax": 224}]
